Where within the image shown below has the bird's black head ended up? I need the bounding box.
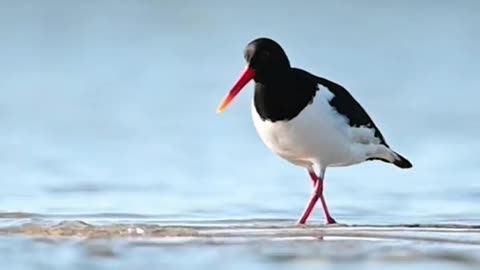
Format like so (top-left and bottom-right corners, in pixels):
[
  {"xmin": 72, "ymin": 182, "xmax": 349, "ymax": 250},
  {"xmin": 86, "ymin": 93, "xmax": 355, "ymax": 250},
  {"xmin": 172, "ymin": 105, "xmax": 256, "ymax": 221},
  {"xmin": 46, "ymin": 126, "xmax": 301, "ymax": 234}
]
[
  {"xmin": 218, "ymin": 37, "xmax": 290, "ymax": 113},
  {"xmin": 244, "ymin": 38, "xmax": 291, "ymax": 83}
]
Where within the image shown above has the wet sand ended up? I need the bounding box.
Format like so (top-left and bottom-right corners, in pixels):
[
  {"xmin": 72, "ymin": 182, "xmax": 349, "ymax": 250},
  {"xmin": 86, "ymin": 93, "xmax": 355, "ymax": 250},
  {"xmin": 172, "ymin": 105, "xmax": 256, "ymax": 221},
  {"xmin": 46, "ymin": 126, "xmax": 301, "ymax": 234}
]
[
  {"xmin": 1, "ymin": 214, "xmax": 479, "ymax": 269},
  {"xmin": 2, "ymin": 219, "xmax": 480, "ymax": 245}
]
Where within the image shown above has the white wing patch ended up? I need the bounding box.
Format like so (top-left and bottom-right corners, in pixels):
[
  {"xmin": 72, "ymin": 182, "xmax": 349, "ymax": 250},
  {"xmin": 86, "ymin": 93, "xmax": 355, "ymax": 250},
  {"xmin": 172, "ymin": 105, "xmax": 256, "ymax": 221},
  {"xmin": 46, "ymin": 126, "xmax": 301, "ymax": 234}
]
[
  {"xmin": 317, "ymin": 84, "xmax": 335, "ymax": 102},
  {"xmin": 350, "ymin": 125, "xmax": 382, "ymax": 145},
  {"xmin": 318, "ymin": 84, "xmax": 382, "ymax": 146}
]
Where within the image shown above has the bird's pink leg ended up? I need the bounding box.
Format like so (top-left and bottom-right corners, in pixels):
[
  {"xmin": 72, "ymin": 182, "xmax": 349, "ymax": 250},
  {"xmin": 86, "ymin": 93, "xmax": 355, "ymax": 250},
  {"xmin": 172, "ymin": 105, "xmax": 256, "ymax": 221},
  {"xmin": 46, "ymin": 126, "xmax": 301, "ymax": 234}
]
[
  {"xmin": 298, "ymin": 172, "xmax": 337, "ymax": 225},
  {"xmin": 308, "ymin": 170, "xmax": 318, "ymax": 187}
]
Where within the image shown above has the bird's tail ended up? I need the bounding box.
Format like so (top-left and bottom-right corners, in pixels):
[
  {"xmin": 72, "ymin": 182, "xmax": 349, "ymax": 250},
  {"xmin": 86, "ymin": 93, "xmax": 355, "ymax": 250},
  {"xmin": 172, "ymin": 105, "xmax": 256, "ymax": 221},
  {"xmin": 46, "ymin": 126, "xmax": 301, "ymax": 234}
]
[
  {"xmin": 365, "ymin": 144, "xmax": 413, "ymax": 169},
  {"xmin": 367, "ymin": 146, "xmax": 413, "ymax": 169},
  {"xmin": 391, "ymin": 151, "xmax": 413, "ymax": 169}
]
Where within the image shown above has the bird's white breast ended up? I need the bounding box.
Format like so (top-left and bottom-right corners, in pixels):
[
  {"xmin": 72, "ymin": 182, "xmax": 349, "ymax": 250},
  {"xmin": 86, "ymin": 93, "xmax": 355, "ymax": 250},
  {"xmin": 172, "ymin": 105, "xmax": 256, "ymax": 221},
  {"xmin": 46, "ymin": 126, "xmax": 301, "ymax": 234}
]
[{"xmin": 251, "ymin": 85, "xmax": 375, "ymax": 169}]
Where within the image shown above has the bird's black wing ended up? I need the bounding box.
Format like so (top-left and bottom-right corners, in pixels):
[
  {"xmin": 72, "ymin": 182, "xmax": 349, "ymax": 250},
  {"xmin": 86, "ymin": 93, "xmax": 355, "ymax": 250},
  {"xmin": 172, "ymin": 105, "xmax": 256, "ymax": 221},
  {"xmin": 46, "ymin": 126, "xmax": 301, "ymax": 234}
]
[{"xmin": 314, "ymin": 75, "xmax": 389, "ymax": 147}]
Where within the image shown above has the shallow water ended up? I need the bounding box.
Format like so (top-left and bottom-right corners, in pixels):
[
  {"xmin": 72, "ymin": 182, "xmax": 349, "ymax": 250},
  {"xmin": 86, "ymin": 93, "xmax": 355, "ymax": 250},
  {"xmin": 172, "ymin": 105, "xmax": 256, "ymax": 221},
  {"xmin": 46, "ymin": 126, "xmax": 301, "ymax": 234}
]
[
  {"xmin": 2, "ymin": 216, "xmax": 480, "ymax": 270},
  {"xmin": 0, "ymin": 0, "xmax": 479, "ymax": 269}
]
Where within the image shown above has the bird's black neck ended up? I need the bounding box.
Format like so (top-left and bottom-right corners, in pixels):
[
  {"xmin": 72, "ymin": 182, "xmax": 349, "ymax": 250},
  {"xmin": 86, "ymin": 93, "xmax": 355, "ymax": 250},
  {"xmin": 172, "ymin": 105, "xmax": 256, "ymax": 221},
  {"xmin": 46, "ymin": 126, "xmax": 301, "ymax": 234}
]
[{"xmin": 253, "ymin": 68, "xmax": 318, "ymax": 122}]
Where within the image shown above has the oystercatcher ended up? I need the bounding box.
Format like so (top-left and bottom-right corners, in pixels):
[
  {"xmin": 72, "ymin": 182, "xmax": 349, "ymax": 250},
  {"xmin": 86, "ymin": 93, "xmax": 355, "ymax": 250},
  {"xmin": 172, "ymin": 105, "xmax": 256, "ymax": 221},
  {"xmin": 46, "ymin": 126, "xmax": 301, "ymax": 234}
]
[{"xmin": 217, "ymin": 38, "xmax": 412, "ymax": 225}]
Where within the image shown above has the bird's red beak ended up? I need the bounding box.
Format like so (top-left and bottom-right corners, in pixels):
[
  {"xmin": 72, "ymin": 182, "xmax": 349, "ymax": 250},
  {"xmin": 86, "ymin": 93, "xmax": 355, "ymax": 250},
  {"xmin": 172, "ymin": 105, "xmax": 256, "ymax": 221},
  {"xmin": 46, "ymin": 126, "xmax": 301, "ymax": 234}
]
[{"xmin": 217, "ymin": 67, "xmax": 256, "ymax": 113}]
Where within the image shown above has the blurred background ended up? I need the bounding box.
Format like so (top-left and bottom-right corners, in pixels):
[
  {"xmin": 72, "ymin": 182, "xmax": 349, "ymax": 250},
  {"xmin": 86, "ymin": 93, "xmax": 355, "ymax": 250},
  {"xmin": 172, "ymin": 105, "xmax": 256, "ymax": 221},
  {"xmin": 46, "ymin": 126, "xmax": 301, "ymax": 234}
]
[
  {"xmin": 2, "ymin": 1, "xmax": 480, "ymax": 269},
  {"xmin": 0, "ymin": 0, "xmax": 480, "ymax": 244},
  {"xmin": 0, "ymin": 0, "xmax": 479, "ymax": 224}
]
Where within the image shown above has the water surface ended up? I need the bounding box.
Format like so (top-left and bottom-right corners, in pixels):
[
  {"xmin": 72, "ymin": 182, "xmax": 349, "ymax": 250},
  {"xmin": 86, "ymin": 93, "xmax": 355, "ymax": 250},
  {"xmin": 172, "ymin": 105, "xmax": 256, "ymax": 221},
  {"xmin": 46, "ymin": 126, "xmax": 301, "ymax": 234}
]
[{"xmin": 0, "ymin": 0, "xmax": 479, "ymax": 269}]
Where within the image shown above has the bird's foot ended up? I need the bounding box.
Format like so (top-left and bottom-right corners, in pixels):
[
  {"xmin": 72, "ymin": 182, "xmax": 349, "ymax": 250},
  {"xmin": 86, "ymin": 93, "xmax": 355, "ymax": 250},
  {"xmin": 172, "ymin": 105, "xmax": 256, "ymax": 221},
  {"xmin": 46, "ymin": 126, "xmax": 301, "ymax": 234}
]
[
  {"xmin": 325, "ymin": 216, "xmax": 337, "ymax": 225},
  {"xmin": 297, "ymin": 217, "xmax": 337, "ymax": 226}
]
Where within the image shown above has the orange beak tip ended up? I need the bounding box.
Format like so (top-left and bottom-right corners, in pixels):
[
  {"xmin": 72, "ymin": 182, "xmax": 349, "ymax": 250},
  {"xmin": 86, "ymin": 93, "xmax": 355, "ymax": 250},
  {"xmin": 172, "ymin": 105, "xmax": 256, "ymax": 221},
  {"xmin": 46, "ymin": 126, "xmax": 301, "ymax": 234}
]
[
  {"xmin": 217, "ymin": 102, "xmax": 227, "ymax": 114},
  {"xmin": 217, "ymin": 67, "xmax": 255, "ymax": 115}
]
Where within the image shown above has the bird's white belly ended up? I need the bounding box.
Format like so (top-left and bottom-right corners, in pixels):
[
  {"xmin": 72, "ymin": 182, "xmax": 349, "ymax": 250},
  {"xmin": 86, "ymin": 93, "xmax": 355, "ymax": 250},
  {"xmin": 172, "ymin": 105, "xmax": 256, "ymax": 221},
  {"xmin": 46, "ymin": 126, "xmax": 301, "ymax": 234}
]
[{"xmin": 251, "ymin": 98, "xmax": 356, "ymax": 169}]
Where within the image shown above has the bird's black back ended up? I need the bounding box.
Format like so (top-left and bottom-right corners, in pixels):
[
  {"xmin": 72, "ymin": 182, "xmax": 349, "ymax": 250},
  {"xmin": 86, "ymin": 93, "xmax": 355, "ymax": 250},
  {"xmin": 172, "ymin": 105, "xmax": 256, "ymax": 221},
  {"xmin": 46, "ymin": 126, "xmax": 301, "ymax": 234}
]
[{"xmin": 253, "ymin": 68, "xmax": 388, "ymax": 147}]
